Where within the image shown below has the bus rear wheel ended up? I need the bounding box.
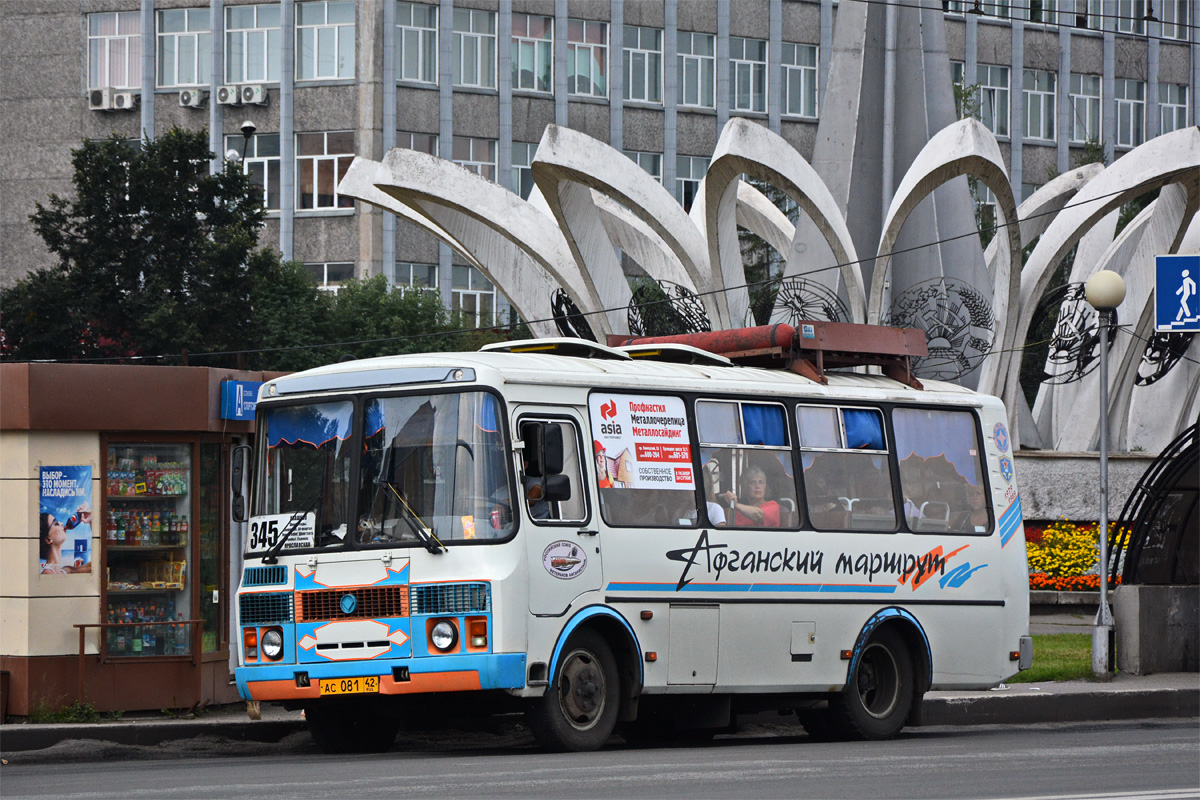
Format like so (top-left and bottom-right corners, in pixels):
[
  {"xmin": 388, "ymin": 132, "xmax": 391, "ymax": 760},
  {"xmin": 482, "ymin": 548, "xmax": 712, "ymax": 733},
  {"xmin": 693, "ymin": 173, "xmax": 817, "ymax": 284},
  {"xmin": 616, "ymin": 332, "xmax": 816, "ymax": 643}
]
[
  {"xmin": 527, "ymin": 629, "xmax": 619, "ymax": 752},
  {"xmin": 306, "ymin": 704, "xmax": 400, "ymax": 754},
  {"xmin": 834, "ymin": 627, "xmax": 914, "ymax": 740}
]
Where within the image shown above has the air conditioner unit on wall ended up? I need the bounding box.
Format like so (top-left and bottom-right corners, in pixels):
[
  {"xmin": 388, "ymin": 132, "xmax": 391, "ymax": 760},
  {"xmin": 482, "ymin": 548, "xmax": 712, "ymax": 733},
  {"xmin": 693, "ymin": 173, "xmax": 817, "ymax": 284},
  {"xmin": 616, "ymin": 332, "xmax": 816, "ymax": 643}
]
[
  {"xmin": 216, "ymin": 85, "xmax": 242, "ymax": 106},
  {"xmin": 239, "ymin": 84, "xmax": 268, "ymax": 105},
  {"xmin": 179, "ymin": 89, "xmax": 207, "ymax": 108},
  {"xmin": 89, "ymin": 87, "xmax": 138, "ymax": 111}
]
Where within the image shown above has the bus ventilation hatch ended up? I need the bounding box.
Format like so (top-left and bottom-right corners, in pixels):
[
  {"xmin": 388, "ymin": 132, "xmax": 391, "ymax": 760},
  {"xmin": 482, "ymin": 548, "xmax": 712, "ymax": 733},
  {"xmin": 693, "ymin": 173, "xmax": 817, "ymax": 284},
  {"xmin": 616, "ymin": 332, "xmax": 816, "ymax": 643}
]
[
  {"xmin": 410, "ymin": 583, "xmax": 491, "ymax": 615},
  {"xmin": 607, "ymin": 322, "xmax": 928, "ymax": 389},
  {"xmin": 243, "ymin": 566, "xmax": 288, "ymax": 587}
]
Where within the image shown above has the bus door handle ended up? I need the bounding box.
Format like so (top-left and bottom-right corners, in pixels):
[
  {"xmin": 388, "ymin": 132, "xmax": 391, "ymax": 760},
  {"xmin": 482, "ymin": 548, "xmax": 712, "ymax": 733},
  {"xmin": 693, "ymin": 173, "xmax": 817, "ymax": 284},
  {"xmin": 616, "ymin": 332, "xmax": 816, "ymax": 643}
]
[{"xmin": 576, "ymin": 529, "xmax": 598, "ymax": 537}]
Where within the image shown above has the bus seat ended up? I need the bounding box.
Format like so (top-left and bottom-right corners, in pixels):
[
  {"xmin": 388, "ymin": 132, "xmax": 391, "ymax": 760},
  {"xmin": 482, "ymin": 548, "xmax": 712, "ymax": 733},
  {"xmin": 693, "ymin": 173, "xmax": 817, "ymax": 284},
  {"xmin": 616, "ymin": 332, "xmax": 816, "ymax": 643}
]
[{"xmin": 777, "ymin": 497, "xmax": 797, "ymax": 527}]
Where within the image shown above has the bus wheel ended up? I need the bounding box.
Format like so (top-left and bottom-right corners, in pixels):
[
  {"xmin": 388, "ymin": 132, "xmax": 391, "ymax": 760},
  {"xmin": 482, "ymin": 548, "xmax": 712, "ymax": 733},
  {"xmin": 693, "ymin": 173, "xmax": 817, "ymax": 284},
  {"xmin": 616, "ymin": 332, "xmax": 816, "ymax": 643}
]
[
  {"xmin": 306, "ymin": 705, "xmax": 399, "ymax": 754},
  {"xmin": 527, "ymin": 629, "xmax": 619, "ymax": 752},
  {"xmin": 835, "ymin": 628, "xmax": 914, "ymax": 740}
]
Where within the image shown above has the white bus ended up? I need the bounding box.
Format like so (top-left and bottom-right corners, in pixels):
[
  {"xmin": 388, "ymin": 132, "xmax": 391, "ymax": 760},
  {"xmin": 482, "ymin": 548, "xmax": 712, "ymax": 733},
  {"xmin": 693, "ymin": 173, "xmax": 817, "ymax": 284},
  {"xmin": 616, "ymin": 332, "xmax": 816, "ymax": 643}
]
[{"xmin": 233, "ymin": 323, "xmax": 1031, "ymax": 753}]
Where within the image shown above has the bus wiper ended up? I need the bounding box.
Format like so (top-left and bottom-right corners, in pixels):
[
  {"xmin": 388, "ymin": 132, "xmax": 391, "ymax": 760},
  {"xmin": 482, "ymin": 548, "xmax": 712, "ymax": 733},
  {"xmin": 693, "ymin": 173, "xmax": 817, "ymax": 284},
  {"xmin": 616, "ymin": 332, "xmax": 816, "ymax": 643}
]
[{"xmin": 386, "ymin": 483, "xmax": 446, "ymax": 555}]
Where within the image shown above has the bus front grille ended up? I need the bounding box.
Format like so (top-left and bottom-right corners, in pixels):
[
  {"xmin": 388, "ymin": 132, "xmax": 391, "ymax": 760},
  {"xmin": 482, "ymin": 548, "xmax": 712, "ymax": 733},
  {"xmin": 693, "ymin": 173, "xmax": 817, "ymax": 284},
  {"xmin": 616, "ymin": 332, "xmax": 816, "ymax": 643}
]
[
  {"xmin": 239, "ymin": 592, "xmax": 294, "ymax": 624},
  {"xmin": 410, "ymin": 583, "xmax": 490, "ymax": 615},
  {"xmin": 296, "ymin": 586, "xmax": 410, "ymax": 622}
]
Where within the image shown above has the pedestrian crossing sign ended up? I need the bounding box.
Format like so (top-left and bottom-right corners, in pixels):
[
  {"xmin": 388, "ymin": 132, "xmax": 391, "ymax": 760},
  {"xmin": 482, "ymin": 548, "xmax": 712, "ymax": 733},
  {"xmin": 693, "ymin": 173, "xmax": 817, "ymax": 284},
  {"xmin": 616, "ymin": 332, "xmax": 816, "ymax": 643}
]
[{"xmin": 1156, "ymin": 254, "xmax": 1200, "ymax": 333}]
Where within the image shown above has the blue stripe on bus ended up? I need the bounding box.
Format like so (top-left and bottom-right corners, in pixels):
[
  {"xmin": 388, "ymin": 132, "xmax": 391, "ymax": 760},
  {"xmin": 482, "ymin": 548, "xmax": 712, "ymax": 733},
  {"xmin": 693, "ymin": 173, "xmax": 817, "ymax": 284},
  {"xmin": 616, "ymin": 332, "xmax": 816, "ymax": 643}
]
[
  {"xmin": 605, "ymin": 582, "xmax": 897, "ymax": 594},
  {"xmin": 998, "ymin": 496, "xmax": 1023, "ymax": 547}
]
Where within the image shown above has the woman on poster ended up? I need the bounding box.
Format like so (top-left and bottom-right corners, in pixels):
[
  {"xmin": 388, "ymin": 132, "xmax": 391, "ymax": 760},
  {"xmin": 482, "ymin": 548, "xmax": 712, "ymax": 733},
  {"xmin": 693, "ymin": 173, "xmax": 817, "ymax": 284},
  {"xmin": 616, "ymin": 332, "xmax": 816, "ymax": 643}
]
[{"xmin": 39, "ymin": 506, "xmax": 93, "ymax": 574}]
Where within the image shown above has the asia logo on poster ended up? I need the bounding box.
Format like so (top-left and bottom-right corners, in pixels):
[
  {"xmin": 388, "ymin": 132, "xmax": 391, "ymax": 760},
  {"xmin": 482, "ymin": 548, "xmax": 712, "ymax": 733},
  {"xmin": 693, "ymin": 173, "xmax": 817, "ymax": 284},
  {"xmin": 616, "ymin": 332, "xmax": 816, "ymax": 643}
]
[
  {"xmin": 39, "ymin": 465, "xmax": 94, "ymax": 575},
  {"xmin": 588, "ymin": 394, "xmax": 694, "ymax": 491}
]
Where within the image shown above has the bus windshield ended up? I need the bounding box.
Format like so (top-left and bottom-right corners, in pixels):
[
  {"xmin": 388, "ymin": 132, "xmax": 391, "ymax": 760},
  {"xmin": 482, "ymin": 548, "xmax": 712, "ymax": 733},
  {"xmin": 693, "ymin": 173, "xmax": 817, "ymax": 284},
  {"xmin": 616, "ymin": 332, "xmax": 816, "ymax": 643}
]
[
  {"xmin": 251, "ymin": 392, "xmax": 513, "ymax": 556},
  {"xmin": 358, "ymin": 391, "xmax": 513, "ymax": 545}
]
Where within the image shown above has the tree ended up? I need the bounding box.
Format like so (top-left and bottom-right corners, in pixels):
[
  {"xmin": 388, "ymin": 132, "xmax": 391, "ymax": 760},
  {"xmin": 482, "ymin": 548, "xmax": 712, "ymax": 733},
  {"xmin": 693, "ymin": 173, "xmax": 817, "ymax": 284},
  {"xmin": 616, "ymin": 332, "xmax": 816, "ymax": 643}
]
[{"xmin": 4, "ymin": 128, "xmax": 274, "ymax": 364}]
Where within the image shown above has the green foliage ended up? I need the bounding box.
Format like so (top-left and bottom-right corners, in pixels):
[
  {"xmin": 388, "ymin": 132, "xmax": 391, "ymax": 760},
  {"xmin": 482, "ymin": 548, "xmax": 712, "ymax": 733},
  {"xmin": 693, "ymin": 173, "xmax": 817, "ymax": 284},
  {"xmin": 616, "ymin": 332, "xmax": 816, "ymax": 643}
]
[
  {"xmin": 6, "ymin": 128, "xmax": 272, "ymax": 364},
  {"xmin": 1007, "ymin": 634, "xmax": 1096, "ymax": 683},
  {"xmin": 738, "ymin": 179, "xmax": 791, "ymax": 326},
  {"xmin": 29, "ymin": 699, "xmax": 102, "ymax": 724}
]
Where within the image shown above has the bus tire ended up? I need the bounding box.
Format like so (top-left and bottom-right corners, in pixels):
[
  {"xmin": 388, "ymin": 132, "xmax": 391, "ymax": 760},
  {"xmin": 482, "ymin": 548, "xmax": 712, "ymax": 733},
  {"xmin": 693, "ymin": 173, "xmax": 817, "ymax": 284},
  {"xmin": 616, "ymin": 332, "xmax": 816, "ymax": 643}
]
[
  {"xmin": 306, "ymin": 704, "xmax": 399, "ymax": 754},
  {"xmin": 834, "ymin": 627, "xmax": 914, "ymax": 740},
  {"xmin": 527, "ymin": 629, "xmax": 619, "ymax": 752}
]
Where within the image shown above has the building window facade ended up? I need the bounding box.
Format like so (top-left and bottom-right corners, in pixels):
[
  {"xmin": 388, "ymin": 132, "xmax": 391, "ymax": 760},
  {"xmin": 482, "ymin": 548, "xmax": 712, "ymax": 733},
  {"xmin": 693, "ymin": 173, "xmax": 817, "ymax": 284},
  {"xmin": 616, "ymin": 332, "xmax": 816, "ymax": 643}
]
[
  {"xmin": 953, "ymin": 62, "xmax": 1009, "ymax": 137},
  {"xmin": 1160, "ymin": 0, "xmax": 1190, "ymax": 40},
  {"xmin": 1114, "ymin": 78, "xmax": 1145, "ymax": 148},
  {"xmin": 452, "ymin": 265, "xmax": 497, "ymax": 326},
  {"xmin": 296, "ymin": 131, "xmax": 355, "ymax": 210},
  {"xmin": 677, "ymin": 31, "xmax": 715, "ymax": 109},
  {"xmin": 397, "ymin": 2, "xmax": 437, "ymax": 84},
  {"xmin": 88, "ymin": 11, "xmax": 142, "ymax": 89},
  {"xmin": 677, "ymin": 154, "xmax": 708, "ymax": 212},
  {"xmin": 453, "ymin": 8, "xmax": 496, "ymax": 88},
  {"xmin": 729, "ymin": 37, "xmax": 767, "ymax": 113},
  {"xmin": 623, "ymin": 25, "xmax": 663, "ymax": 104},
  {"xmin": 296, "ymin": 0, "xmax": 355, "ymax": 81},
  {"xmin": 980, "ymin": 0, "xmax": 1011, "ymax": 17},
  {"xmin": 1070, "ymin": 0, "xmax": 1103, "ymax": 30},
  {"xmin": 1116, "ymin": 0, "xmax": 1146, "ymax": 34},
  {"xmin": 511, "ymin": 13, "xmax": 552, "ymax": 92},
  {"xmin": 511, "ymin": 141, "xmax": 537, "ymax": 199},
  {"xmin": 157, "ymin": 9, "xmax": 211, "ymax": 88},
  {"xmin": 781, "ymin": 43, "xmax": 818, "ymax": 118},
  {"xmin": 307, "ymin": 262, "xmax": 354, "ymax": 291},
  {"xmin": 1023, "ymin": 69, "xmax": 1056, "ymax": 142},
  {"xmin": 453, "ymin": 136, "xmax": 497, "ymax": 181},
  {"xmin": 1027, "ymin": 0, "xmax": 1058, "ymax": 24},
  {"xmin": 568, "ymin": 19, "xmax": 608, "ymax": 97},
  {"xmin": 1160, "ymin": 84, "xmax": 1189, "ymax": 135},
  {"xmin": 398, "ymin": 131, "xmax": 438, "ymax": 155},
  {"xmin": 389, "ymin": 262, "xmax": 438, "ymax": 293},
  {"xmin": 624, "ymin": 150, "xmax": 663, "ymax": 183},
  {"xmin": 226, "ymin": 4, "xmax": 281, "ymax": 84},
  {"xmin": 226, "ymin": 133, "xmax": 281, "ymax": 212},
  {"xmin": 1069, "ymin": 73, "xmax": 1101, "ymax": 144}
]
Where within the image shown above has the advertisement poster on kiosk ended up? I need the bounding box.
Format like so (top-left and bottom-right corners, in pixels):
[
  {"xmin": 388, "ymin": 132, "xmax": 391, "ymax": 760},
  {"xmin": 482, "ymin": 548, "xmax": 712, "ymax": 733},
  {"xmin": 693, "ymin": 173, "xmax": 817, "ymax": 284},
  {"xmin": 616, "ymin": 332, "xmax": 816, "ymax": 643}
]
[{"xmin": 39, "ymin": 465, "xmax": 94, "ymax": 575}]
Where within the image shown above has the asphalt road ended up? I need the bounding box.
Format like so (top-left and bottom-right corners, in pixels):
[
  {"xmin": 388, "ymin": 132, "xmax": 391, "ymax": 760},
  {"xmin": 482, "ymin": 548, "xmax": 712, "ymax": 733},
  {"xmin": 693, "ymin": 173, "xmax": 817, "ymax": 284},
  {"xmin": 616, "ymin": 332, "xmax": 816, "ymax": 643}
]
[{"xmin": 3, "ymin": 719, "xmax": 1197, "ymax": 800}]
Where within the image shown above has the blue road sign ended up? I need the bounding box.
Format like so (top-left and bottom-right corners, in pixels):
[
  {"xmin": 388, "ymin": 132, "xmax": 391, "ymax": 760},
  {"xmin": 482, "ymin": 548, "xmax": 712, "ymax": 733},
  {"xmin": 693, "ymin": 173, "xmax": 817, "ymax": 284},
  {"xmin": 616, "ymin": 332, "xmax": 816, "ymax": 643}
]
[{"xmin": 1157, "ymin": 254, "xmax": 1200, "ymax": 333}]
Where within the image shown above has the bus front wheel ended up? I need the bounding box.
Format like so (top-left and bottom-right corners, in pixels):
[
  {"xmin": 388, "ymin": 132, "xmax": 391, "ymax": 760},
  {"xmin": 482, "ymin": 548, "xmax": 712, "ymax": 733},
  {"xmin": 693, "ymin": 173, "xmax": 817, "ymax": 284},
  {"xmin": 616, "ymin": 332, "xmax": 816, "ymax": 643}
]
[
  {"xmin": 835, "ymin": 627, "xmax": 914, "ymax": 740},
  {"xmin": 527, "ymin": 629, "xmax": 619, "ymax": 752}
]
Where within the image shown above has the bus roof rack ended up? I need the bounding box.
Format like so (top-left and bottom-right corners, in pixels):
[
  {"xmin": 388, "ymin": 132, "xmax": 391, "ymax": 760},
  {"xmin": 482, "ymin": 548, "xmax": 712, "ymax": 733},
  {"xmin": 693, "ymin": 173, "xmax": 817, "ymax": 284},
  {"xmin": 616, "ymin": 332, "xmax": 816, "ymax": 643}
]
[
  {"xmin": 480, "ymin": 337, "xmax": 633, "ymax": 360},
  {"xmin": 607, "ymin": 322, "xmax": 929, "ymax": 389}
]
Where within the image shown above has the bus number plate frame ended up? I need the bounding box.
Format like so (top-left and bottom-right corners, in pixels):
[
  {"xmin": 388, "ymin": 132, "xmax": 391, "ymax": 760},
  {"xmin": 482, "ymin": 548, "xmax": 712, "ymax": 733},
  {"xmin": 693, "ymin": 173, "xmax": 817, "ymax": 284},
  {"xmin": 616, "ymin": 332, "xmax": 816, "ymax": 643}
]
[{"xmin": 319, "ymin": 676, "xmax": 380, "ymax": 696}]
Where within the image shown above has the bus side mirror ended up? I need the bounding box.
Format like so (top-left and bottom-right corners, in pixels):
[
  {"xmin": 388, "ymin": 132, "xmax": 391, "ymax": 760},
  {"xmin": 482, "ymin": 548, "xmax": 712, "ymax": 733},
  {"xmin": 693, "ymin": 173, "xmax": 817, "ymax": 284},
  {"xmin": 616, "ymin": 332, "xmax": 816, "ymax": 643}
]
[
  {"xmin": 520, "ymin": 422, "xmax": 564, "ymax": 477},
  {"xmin": 231, "ymin": 445, "xmax": 250, "ymax": 523},
  {"xmin": 543, "ymin": 473, "xmax": 571, "ymax": 503}
]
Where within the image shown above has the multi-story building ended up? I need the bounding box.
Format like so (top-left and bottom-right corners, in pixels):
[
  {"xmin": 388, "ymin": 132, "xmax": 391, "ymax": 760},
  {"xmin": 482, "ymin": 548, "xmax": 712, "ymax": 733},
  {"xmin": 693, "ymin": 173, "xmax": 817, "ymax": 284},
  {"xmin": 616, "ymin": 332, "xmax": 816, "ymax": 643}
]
[{"xmin": 2, "ymin": 1, "xmax": 1196, "ymax": 321}]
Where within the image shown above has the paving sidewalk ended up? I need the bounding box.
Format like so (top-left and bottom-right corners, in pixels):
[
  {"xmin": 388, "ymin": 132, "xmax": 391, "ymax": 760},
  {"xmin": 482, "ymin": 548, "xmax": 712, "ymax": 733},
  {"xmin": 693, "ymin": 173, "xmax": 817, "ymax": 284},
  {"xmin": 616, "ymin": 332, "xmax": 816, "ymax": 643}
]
[{"xmin": 1, "ymin": 672, "xmax": 1195, "ymax": 756}]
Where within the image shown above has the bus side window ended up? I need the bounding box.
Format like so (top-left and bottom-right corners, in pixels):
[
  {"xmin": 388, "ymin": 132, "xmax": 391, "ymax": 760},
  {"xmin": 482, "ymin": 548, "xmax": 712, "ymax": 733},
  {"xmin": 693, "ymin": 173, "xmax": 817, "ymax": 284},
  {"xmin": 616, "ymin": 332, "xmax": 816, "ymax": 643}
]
[
  {"xmin": 697, "ymin": 400, "xmax": 798, "ymax": 530},
  {"xmin": 798, "ymin": 405, "xmax": 896, "ymax": 532},
  {"xmin": 893, "ymin": 408, "xmax": 989, "ymax": 534},
  {"xmin": 520, "ymin": 419, "xmax": 587, "ymax": 525}
]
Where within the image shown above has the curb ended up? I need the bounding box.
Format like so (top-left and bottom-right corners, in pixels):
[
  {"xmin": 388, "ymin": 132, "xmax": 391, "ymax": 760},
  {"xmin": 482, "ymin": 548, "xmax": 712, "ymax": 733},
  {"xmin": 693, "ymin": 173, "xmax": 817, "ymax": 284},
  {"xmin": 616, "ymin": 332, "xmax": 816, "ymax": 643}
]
[
  {"xmin": 0, "ymin": 717, "xmax": 306, "ymax": 753},
  {"xmin": 921, "ymin": 688, "xmax": 1200, "ymax": 726}
]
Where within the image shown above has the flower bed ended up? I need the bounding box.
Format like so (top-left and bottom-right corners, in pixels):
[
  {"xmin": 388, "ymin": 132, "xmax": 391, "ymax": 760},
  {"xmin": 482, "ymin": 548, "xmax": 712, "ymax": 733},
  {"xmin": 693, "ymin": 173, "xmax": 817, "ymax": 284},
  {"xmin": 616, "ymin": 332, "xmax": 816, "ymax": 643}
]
[{"xmin": 1025, "ymin": 518, "xmax": 1126, "ymax": 591}]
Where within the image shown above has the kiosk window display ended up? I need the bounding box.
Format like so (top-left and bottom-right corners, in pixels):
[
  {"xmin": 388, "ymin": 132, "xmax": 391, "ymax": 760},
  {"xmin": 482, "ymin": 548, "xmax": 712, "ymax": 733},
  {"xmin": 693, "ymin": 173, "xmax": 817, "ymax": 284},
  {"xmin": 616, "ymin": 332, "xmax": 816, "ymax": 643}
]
[{"xmin": 103, "ymin": 443, "xmax": 193, "ymax": 657}]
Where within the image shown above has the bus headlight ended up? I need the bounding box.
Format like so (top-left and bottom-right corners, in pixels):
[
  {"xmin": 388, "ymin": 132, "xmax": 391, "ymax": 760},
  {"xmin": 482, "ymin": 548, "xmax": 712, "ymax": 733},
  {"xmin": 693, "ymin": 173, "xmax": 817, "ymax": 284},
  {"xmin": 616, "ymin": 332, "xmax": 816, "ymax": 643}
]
[
  {"xmin": 261, "ymin": 628, "xmax": 284, "ymax": 660},
  {"xmin": 430, "ymin": 620, "xmax": 458, "ymax": 652}
]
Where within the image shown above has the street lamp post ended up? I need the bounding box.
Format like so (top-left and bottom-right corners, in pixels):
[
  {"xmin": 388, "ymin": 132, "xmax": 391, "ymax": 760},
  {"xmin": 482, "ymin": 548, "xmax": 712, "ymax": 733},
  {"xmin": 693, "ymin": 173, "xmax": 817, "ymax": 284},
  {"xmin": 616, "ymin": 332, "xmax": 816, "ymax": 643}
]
[{"xmin": 1084, "ymin": 269, "xmax": 1126, "ymax": 678}]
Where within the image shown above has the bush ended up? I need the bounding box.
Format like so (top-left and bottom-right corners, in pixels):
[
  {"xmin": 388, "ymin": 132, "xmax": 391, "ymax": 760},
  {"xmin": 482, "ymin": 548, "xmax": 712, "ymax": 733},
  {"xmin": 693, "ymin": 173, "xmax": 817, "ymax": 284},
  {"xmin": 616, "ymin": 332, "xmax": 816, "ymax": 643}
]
[{"xmin": 1026, "ymin": 518, "xmax": 1100, "ymax": 577}]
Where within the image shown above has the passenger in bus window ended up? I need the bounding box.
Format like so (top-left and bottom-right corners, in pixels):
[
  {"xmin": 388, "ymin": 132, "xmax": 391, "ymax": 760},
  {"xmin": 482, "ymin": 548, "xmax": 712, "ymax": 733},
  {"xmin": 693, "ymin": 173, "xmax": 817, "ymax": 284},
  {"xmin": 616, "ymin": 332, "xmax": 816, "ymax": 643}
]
[
  {"xmin": 722, "ymin": 466, "xmax": 781, "ymax": 527},
  {"xmin": 954, "ymin": 483, "xmax": 989, "ymax": 532}
]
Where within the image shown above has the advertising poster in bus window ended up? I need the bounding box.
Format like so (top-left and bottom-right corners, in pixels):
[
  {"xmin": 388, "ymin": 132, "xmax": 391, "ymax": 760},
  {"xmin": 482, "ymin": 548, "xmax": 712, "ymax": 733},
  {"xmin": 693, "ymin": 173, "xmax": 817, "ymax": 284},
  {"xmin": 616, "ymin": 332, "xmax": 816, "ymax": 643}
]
[
  {"xmin": 38, "ymin": 466, "xmax": 94, "ymax": 575},
  {"xmin": 588, "ymin": 394, "xmax": 694, "ymax": 491}
]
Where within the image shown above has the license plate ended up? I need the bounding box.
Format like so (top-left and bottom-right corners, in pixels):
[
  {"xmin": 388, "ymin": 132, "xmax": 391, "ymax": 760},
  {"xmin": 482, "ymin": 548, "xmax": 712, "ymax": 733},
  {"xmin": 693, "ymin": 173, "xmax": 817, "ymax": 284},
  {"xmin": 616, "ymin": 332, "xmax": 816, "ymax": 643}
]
[{"xmin": 319, "ymin": 676, "xmax": 379, "ymax": 696}]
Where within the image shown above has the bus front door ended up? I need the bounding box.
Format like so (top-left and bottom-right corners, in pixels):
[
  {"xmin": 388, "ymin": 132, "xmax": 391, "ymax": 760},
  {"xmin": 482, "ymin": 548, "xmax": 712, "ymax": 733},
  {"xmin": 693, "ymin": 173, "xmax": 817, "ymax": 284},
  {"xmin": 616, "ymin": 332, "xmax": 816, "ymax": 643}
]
[{"xmin": 516, "ymin": 410, "xmax": 603, "ymax": 616}]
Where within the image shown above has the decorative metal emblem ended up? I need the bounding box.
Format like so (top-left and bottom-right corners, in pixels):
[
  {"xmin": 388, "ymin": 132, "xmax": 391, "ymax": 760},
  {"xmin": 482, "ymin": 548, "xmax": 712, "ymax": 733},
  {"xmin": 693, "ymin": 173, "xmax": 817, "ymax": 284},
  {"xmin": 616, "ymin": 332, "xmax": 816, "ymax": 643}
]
[
  {"xmin": 1032, "ymin": 283, "xmax": 1119, "ymax": 385},
  {"xmin": 340, "ymin": 593, "xmax": 358, "ymax": 615},
  {"xmin": 885, "ymin": 277, "xmax": 995, "ymax": 381},
  {"xmin": 1135, "ymin": 331, "xmax": 1194, "ymax": 386},
  {"xmin": 627, "ymin": 280, "xmax": 711, "ymax": 337},
  {"xmin": 773, "ymin": 276, "xmax": 851, "ymax": 327},
  {"xmin": 551, "ymin": 289, "xmax": 597, "ymax": 341}
]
